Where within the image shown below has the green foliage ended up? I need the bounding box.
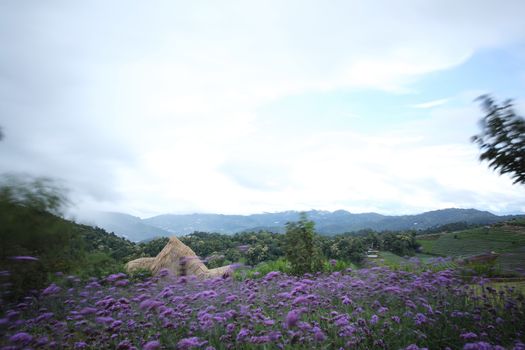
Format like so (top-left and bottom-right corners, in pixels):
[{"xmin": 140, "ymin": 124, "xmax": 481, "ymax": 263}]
[
  {"xmin": 322, "ymin": 259, "xmax": 356, "ymax": 273},
  {"xmin": 0, "ymin": 176, "xmax": 83, "ymax": 299},
  {"xmin": 224, "ymin": 247, "xmax": 241, "ymax": 263},
  {"xmin": 472, "ymin": 95, "xmax": 525, "ymax": 184},
  {"xmin": 78, "ymin": 225, "xmax": 140, "ymax": 262},
  {"xmin": 72, "ymin": 251, "xmax": 124, "ymax": 280},
  {"xmin": 0, "ymin": 175, "xmax": 69, "ymax": 215},
  {"xmin": 139, "ymin": 237, "xmax": 169, "ymax": 257},
  {"xmin": 206, "ymin": 254, "xmax": 228, "ymax": 269},
  {"xmin": 245, "ymin": 243, "xmax": 269, "ymax": 266},
  {"xmin": 284, "ymin": 213, "xmax": 323, "ymax": 275},
  {"xmin": 235, "ymin": 257, "xmax": 357, "ymax": 280},
  {"xmin": 180, "ymin": 232, "xmax": 237, "ymax": 257},
  {"xmin": 235, "ymin": 258, "xmax": 292, "ymax": 279},
  {"xmin": 0, "ymin": 175, "xmax": 143, "ymax": 300},
  {"xmin": 174, "ymin": 231, "xmax": 284, "ymax": 267},
  {"xmin": 381, "ymin": 232, "xmax": 420, "ymax": 256},
  {"xmin": 417, "ymin": 237, "xmax": 439, "ymax": 253},
  {"xmin": 510, "ymin": 218, "xmax": 525, "ymax": 227},
  {"xmin": 418, "ymin": 221, "xmax": 481, "ymax": 234},
  {"xmin": 155, "ymin": 225, "xmax": 424, "ymax": 272},
  {"xmin": 362, "ymin": 233, "xmax": 381, "ymax": 250},
  {"xmin": 127, "ymin": 267, "xmax": 153, "ymax": 281},
  {"xmin": 329, "ymin": 236, "xmax": 367, "ymax": 263},
  {"xmin": 457, "ymin": 260, "xmax": 507, "ymax": 279}
]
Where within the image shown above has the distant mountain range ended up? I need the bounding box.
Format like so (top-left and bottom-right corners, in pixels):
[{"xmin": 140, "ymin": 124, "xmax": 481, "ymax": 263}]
[
  {"xmin": 75, "ymin": 208, "xmax": 522, "ymax": 241},
  {"xmin": 74, "ymin": 211, "xmax": 171, "ymax": 242}
]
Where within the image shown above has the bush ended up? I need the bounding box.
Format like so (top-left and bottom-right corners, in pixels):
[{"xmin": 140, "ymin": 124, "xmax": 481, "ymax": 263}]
[
  {"xmin": 73, "ymin": 252, "xmax": 124, "ymax": 280},
  {"xmin": 235, "ymin": 258, "xmax": 292, "ymax": 280}
]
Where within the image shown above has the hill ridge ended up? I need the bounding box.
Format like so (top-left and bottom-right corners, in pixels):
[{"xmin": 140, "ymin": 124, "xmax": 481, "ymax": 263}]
[{"xmin": 76, "ymin": 208, "xmax": 523, "ymax": 240}]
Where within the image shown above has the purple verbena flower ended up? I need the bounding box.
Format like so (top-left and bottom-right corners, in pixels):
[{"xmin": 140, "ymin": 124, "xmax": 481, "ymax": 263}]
[
  {"xmin": 42, "ymin": 283, "xmax": 61, "ymax": 296},
  {"xmin": 370, "ymin": 314, "xmax": 379, "ymax": 325},
  {"xmin": 313, "ymin": 326, "xmax": 326, "ymax": 341},
  {"xmin": 106, "ymin": 272, "xmax": 127, "ymax": 282},
  {"xmin": 74, "ymin": 341, "xmax": 87, "ymax": 349},
  {"xmin": 79, "ymin": 307, "xmax": 97, "ymax": 315},
  {"xmin": 177, "ymin": 337, "xmax": 207, "ymax": 349},
  {"xmin": 414, "ymin": 313, "xmax": 427, "ymax": 325},
  {"xmin": 143, "ymin": 340, "xmax": 160, "ymax": 350},
  {"xmin": 461, "ymin": 332, "xmax": 478, "ymax": 340},
  {"xmin": 284, "ymin": 309, "xmax": 302, "ymax": 328},
  {"xmin": 9, "ymin": 332, "xmax": 32, "ymax": 344},
  {"xmin": 463, "ymin": 342, "xmax": 494, "ymax": 350},
  {"xmin": 236, "ymin": 328, "xmax": 250, "ymax": 342},
  {"xmin": 9, "ymin": 256, "xmax": 38, "ymax": 261}
]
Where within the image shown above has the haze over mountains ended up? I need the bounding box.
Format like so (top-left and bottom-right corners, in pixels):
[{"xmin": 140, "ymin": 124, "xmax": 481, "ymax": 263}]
[
  {"xmin": 74, "ymin": 209, "xmax": 521, "ymax": 242},
  {"xmin": 75, "ymin": 211, "xmax": 171, "ymax": 242}
]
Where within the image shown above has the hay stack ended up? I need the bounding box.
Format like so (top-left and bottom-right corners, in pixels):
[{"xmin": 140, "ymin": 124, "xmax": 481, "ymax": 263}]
[
  {"xmin": 126, "ymin": 236, "xmax": 232, "ymax": 278},
  {"xmin": 125, "ymin": 257, "xmax": 155, "ymax": 273}
]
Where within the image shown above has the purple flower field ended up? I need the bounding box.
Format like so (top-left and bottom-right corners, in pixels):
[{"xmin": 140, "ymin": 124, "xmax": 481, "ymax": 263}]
[{"xmin": 1, "ymin": 267, "xmax": 524, "ymax": 349}]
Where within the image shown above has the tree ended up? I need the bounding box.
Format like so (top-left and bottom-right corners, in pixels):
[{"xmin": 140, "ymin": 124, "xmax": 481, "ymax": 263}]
[
  {"xmin": 245, "ymin": 244, "xmax": 269, "ymax": 266},
  {"xmin": 472, "ymin": 95, "xmax": 525, "ymax": 184},
  {"xmin": 284, "ymin": 213, "xmax": 322, "ymax": 275},
  {"xmin": 330, "ymin": 236, "xmax": 366, "ymax": 263}
]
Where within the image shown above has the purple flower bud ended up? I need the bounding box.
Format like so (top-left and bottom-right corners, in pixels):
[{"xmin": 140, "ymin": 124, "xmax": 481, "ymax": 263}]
[{"xmin": 143, "ymin": 340, "xmax": 160, "ymax": 350}]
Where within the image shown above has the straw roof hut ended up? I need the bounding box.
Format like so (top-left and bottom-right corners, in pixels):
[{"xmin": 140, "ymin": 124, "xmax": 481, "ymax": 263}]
[
  {"xmin": 206, "ymin": 265, "xmax": 233, "ymax": 278},
  {"xmin": 125, "ymin": 257, "xmax": 155, "ymax": 273},
  {"xmin": 125, "ymin": 236, "xmax": 232, "ymax": 278}
]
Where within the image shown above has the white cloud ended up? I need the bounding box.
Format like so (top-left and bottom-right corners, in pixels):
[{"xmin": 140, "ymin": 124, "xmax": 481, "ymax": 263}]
[
  {"xmin": 411, "ymin": 98, "xmax": 450, "ymax": 109},
  {"xmin": 1, "ymin": 1, "xmax": 525, "ymax": 216}
]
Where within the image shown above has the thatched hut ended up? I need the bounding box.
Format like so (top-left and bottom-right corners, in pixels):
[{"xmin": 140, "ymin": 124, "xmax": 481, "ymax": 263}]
[
  {"xmin": 206, "ymin": 265, "xmax": 233, "ymax": 278},
  {"xmin": 124, "ymin": 257, "xmax": 155, "ymax": 273},
  {"xmin": 125, "ymin": 236, "xmax": 232, "ymax": 278}
]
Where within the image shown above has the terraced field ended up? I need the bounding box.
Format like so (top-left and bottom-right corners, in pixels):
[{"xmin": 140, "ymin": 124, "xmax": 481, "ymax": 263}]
[
  {"xmin": 373, "ymin": 251, "xmax": 457, "ymax": 272},
  {"xmin": 417, "ymin": 220, "xmax": 525, "ymax": 275}
]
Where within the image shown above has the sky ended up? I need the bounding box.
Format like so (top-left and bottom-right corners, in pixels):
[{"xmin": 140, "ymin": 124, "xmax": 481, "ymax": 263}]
[{"xmin": 1, "ymin": 0, "xmax": 525, "ymax": 218}]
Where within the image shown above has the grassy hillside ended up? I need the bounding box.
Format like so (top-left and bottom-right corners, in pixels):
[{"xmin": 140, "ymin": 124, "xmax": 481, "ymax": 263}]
[{"xmin": 417, "ymin": 219, "xmax": 525, "ymax": 275}]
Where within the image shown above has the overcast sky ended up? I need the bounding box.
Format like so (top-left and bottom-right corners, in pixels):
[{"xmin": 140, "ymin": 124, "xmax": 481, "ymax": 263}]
[{"xmin": 1, "ymin": 1, "xmax": 525, "ymax": 218}]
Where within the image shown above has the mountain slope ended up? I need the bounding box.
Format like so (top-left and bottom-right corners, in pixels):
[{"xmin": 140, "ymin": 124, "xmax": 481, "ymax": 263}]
[
  {"xmin": 142, "ymin": 208, "xmax": 519, "ymax": 236},
  {"xmin": 75, "ymin": 211, "xmax": 171, "ymax": 242}
]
